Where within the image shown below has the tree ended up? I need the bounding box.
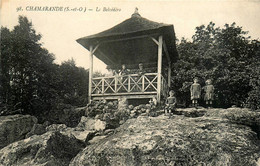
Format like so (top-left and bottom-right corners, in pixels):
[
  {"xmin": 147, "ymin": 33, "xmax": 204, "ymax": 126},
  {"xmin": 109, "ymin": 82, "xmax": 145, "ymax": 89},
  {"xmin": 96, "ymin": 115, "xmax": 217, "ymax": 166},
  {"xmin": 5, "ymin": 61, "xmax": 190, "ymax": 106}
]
[
  {"xmin": 245, "ymin": 40, "xmax": 260, "ymax": 110},
  {"xmin": 172, "ymin": 22, "xmax": 260, "ymax": 109},
  {"xmin": 1, "ymin": 16, "xmax": 90, "ymax": 122},
  {"xmin": 1, "ymin": 27, "xmax": 13, "ymax": 110},
  {"xmin": 1, "ymin": 16, "xmax": 56, "ymax": 115},
  {"xmin": 58, "ymin": 58, "xmax": 89, "ymax": 106}
]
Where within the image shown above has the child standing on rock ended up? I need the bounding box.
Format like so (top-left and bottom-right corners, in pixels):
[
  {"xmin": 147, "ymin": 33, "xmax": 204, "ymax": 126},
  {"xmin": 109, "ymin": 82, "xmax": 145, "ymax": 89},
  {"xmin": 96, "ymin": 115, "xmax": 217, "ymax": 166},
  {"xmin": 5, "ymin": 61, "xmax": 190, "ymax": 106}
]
[
  {"xmin": 165, "ymin": 90, "xmax": 177, "ymax": 115},
  {"xmin": 203, "ymin": 79, "xmax": 214, "ymax": 108},
  {"xmin": 190, "ymin": 77, "xmax": 201, "ymax": 108}
]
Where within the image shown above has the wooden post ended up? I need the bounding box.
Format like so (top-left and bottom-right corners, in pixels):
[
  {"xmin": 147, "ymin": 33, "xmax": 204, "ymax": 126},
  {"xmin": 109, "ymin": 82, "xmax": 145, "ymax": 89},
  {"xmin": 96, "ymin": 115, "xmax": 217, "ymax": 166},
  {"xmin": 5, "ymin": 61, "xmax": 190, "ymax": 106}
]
[
  {"xmin": 88, "ymin": 45, "xmax": 93, "ymax": 103},
  {"xmin": 128, "ymin": 75, "xmax": 130, "ymax": 92},
  {"xmin": 101, "ymin": 78, "xmax": 104, "ymax": 94},
  {"xmin": 157, "ymin": 36, "xmax": 163, "ymax": 104},
  {"xmin": 115, "ymin": 76, "xmax": 118, "ymax": 93},
  {"xmin": 168, "ymin": 62, "xmax": 171, "ymax": 88},
  {"xmin": 162, "ymin": 40, "xmax": 171, "ymax": 88},
  {"xmin": 142, "ymin": 75, "xmax": 145, "ymax": 92}
]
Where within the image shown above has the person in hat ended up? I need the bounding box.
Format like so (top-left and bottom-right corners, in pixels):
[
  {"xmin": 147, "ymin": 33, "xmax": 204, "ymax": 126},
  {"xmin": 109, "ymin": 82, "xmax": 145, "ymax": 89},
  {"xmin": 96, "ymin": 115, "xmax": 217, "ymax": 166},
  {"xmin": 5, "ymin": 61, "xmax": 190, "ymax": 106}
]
[
  {"xmin": 190, "ymin": 77, "xmax": 201, "ymax": 108},
  {"xmin": 203, "ymin": 79, "xmax": 214, "ymax": 108},
  {"xmin": 137, "ymin": 63, "xmax": 146, "ymax": 76},
  {"xmin": 165, "ymin": 90, "xmax": 177, "ymax": 115},
  {"xmin": 119, "ymin": 64, "xmax": 130, "ymax": 76}
]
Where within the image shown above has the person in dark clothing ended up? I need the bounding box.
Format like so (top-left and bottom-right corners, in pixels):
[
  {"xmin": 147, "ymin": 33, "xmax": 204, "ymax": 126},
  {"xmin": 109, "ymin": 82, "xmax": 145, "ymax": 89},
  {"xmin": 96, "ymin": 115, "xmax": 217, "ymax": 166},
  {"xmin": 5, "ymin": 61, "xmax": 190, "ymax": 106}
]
[
  {"xmin": 137, "ymin": 63, "xmax": 146, "ymax": 76},
  {"xmin": 190, "ymin": 77, "xmax": 201, "ymax": 108},
  {"xmin": 203, "ymin": 79, "xmax": 214, "ymax": 108},
  {"xmin": 119, "ymin": 64, "xmax": 130, "ymax": 76}
]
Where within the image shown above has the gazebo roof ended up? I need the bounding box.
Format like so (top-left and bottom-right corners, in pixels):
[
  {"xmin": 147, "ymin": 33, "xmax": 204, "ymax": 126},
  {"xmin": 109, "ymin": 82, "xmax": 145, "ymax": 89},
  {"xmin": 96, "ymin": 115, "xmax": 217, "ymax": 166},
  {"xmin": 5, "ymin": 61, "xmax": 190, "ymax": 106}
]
[{"xmin": 77, "ymin": 8, "xmax": 178, "ymax": 66}]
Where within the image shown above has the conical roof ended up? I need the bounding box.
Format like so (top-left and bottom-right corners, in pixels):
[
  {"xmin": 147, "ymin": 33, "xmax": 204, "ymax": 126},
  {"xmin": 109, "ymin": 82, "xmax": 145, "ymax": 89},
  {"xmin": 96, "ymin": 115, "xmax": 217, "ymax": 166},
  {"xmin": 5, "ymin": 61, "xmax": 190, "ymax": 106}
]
[{"xmin": 77, "ymin": 8, "xmax": 178, "ymax": 66}]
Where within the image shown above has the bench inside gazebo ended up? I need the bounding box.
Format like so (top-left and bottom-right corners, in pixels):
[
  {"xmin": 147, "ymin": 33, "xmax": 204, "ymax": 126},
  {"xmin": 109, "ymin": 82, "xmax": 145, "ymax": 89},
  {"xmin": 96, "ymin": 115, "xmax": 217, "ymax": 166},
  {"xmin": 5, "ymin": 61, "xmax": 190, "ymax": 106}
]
[{"xmin": 77, "ymin": 8, "xmax": 178, "ymax": 104}]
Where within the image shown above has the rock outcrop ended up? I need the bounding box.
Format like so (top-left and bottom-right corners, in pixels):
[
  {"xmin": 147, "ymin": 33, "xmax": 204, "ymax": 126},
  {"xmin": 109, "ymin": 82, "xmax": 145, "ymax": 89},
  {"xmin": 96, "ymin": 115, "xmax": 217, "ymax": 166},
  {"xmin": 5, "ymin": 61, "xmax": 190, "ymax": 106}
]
[
  {"xmin": 70, "ymin": 108, "xmax": 260, "ymax": 166},
  {"xmin": 0, "ymin": 114, "xmax": 37, "ymax": 149},
  {"xmin": 0, "ymin": 131, "xmax": 85, "ymax": 166},
  {"xmin": 46, "ymin": 124, "xmax": 95, "ymax": 143},
  {"xmin": 25, "ymin": 122, "xmax": 50, "ymax": 138},
  {"xmin": 45, "ymin": 116, "xmax": 107, "ymax": 143},
  {"xmin": 1, "ymin": 108, "xmax": 259, "ymax": 166}
]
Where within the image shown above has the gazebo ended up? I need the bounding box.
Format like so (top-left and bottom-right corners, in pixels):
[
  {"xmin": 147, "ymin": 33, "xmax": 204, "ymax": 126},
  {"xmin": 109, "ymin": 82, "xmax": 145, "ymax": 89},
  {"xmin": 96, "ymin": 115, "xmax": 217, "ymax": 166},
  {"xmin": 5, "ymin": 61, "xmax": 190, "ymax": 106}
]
[{"xmin": 77, "ymin": 8, "xmax": 178, "ymax": 104}]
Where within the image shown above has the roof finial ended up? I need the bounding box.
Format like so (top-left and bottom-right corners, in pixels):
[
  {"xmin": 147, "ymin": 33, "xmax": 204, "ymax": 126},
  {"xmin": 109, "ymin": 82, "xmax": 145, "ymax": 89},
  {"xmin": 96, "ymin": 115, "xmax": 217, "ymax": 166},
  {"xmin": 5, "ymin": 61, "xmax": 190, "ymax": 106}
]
[
  {"xmin": 131, "ymin": 7, "xmax": 141, "ymax": 17},
  {"xmin": 135, "ymin": 7, "xmax": 138, "ymax": 13}
]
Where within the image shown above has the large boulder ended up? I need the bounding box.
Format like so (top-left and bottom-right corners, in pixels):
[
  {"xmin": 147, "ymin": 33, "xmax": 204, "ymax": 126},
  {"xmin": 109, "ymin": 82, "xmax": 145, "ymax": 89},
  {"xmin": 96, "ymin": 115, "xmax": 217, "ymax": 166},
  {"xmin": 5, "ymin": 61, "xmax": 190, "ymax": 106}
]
[
  {"xmin": 25, "ymin": 123, "xmax": 49, "ymax": 138},
  {"xmin": 46, "ymin": 123, "xmax": 96, "ymax": 143},
  {"xmin": 45, "ymin": 116, "xmax": 107, "ymax": 143},
  {"xmin": 205, "ymin": 108, "xmax": 260, "ymax": 138},
  {"xmin": 205, "ymin": 108, "xmax": 260, "ymax": 125},
  {"xmin": 0, "ymin": 114, "xmax": 37, "ymax": 149},
  {"xmin": 70, "ymin": 108, "xmax": 260, "ymax": 166},
  {"xmin": 0, "ymin": 131, "xmax": 85, "ymax": 166}
]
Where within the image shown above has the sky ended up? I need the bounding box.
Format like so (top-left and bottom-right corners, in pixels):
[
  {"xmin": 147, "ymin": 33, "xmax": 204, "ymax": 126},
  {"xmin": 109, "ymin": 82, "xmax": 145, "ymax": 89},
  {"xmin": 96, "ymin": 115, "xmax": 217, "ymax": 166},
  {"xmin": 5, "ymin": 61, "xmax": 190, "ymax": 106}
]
[{"xmin": 1, "ymin": 0, "xmax": 260, "ymax": 73}]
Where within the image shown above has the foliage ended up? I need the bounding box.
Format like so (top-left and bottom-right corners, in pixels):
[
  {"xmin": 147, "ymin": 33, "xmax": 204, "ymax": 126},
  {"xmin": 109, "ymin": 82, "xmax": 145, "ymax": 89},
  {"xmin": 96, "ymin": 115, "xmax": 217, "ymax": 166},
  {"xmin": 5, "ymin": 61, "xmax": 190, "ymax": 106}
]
[
  {"xmin": 0, "ymin": 16, "xmax": 89, "ymax": 118},
  {"xmin": 93, "ymin": 71, "xmax": 105, "ymax": 78},
  {"xmin": 58, "ymin": 58, "xmax": 89, "ymax": 106},
  {"xmin": 1, "ymin": 16, "xmax": 56, "ymax": 115},
  {"xmin": 245, "ymin": 56, "xmax": 260, "ymax": 110},
  {"xmin": 172, "ymin": 22, "xmax": 260, "ymax": 109},
  {"xmin": 86, "ymin": 100, "xmax": 158, "ymax": 128}
]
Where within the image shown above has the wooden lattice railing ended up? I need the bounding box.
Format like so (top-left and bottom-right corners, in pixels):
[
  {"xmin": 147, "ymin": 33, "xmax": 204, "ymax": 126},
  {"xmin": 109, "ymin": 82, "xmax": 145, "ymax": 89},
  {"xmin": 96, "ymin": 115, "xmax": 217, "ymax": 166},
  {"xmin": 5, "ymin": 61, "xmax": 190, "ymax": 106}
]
[{"xmin": 92, "ymin": 73, "xmax": 167, "ymax": 96}]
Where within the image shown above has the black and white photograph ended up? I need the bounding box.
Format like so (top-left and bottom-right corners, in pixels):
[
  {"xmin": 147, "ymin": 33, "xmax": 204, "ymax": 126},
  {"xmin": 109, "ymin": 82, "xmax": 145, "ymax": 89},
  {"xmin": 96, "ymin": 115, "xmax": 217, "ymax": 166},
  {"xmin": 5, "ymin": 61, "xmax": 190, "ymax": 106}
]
[{"xmin": 1, "ymin": 0, "xmax": 260, "ymax": 165}]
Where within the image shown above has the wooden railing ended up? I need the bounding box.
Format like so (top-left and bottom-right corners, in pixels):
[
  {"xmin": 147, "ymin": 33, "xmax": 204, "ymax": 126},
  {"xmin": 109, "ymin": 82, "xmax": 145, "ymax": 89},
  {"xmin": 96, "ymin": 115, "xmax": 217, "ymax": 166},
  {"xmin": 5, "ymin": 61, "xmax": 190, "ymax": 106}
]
[{"xmin": 92, "ymin": 73, "xmax": 166, "ymax": 96}]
